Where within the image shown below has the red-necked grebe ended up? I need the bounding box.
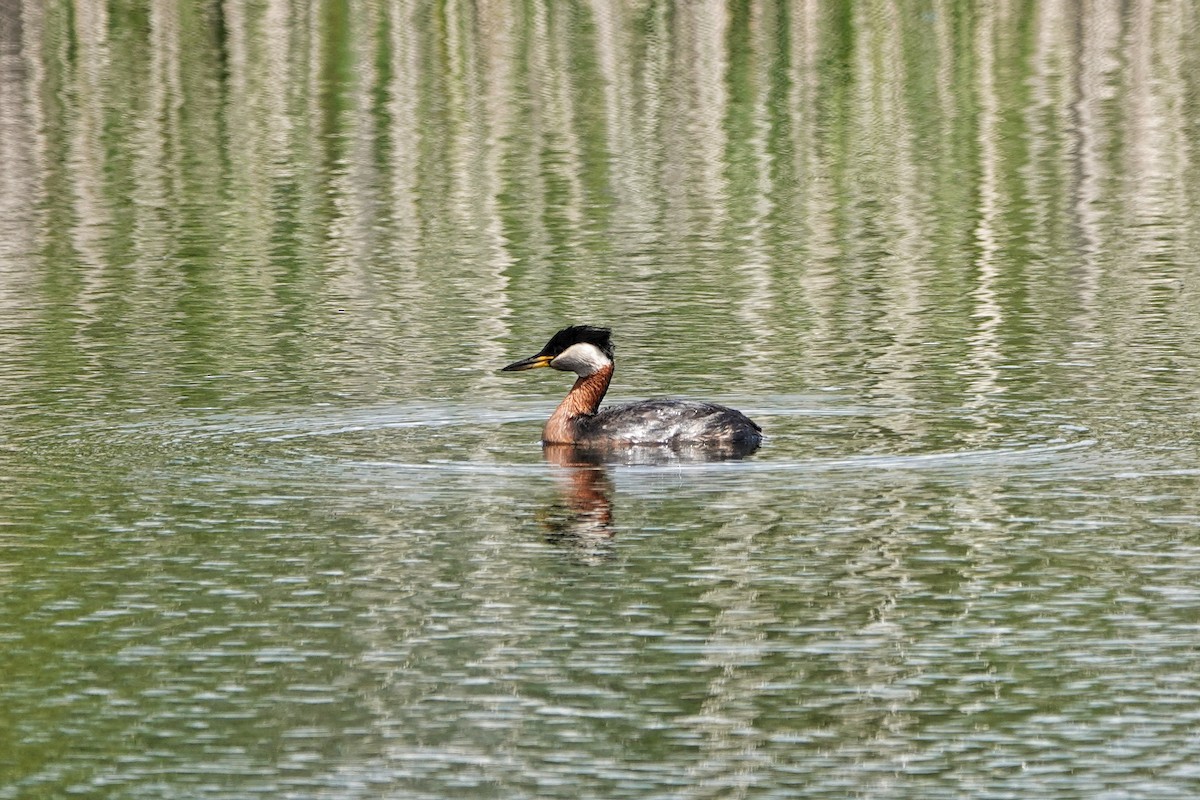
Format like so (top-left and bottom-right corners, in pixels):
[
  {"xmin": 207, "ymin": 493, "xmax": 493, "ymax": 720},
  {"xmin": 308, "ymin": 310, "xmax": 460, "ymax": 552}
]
[{"xmin": 502, "ymin": 325, "xmax": 763, "ymax": 450}]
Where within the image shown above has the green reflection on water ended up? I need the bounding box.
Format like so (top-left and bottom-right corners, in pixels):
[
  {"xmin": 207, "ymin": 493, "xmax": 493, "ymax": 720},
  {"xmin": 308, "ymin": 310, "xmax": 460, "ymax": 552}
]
[{"xmin": 3, "ymin": 2, "xmax": 1200, "ymax": 798}]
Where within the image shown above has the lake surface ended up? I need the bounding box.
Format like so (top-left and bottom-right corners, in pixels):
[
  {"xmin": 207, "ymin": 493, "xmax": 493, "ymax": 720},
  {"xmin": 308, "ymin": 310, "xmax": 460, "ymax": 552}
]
[{"xmin": 3, "ymin": 2, "xmax": 1200, "ymax": 797}]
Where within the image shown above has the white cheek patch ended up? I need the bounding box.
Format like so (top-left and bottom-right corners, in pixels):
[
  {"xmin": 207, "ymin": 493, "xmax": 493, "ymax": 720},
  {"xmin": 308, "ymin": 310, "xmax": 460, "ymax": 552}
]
[{"xmin": 551, "ymin": 342, "xmax": 610, "ymax": 376}]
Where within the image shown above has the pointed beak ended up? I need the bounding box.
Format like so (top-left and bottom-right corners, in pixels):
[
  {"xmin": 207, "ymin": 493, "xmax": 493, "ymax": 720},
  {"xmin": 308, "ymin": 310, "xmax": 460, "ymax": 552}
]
[{"xmin": 501, "ymin": 353, "xmax": 554, "ymax": 372}]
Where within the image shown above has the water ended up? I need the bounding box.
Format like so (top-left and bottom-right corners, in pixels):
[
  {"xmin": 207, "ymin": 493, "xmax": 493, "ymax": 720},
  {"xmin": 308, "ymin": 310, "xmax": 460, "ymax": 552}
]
[{"xmin": 3, "ymin": 2, "xmax": 1200, "ymax": 797}]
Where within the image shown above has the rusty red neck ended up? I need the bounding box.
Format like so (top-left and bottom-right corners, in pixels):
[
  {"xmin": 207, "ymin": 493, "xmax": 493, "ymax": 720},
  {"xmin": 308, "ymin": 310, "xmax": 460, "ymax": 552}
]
[{"xmin": 542, "ymin": 364, "xmax": 613, "ymax": 444}]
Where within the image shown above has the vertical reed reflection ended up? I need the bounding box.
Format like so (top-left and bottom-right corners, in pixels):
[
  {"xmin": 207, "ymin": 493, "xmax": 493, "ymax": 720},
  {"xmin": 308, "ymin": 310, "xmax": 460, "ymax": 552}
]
[
  {"xmin": 963, "ymin": 1, "xmax": 1005, "ymax": 440},
  {"xmin": 0, "ymin": 3, "xmax": 40, "ymax": 314},
  {"xmin": 0, "ymin": 0, "xmax": 1196, "ymax": 426}
]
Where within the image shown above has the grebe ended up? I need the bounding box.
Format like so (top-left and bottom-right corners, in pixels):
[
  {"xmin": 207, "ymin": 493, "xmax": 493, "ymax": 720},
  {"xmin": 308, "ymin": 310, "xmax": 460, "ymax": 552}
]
[{"xmin": 502, "ymin": 325, "xmax": 763, "ymax": 451}]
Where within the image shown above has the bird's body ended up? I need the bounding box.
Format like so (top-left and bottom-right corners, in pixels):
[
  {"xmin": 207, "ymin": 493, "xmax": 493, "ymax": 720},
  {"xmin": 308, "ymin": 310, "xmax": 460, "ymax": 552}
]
[
  {"xmin": 579, "ymin": 399, "xmax": 763, "ymax": 447},
  {"xmin": 502, "ymin": 325, "xmax": 762, "ymax": 452}
]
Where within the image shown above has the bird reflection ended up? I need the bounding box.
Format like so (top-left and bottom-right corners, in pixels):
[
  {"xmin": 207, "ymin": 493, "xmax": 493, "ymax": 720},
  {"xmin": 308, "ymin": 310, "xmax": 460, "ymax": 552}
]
[
  {"xmin": 537, "ymin": 444, "xmax": 615, "ymax": 552},
  {"xmin": 535, "ymin": 439, "xmax": 762, "ymax": 556}
]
